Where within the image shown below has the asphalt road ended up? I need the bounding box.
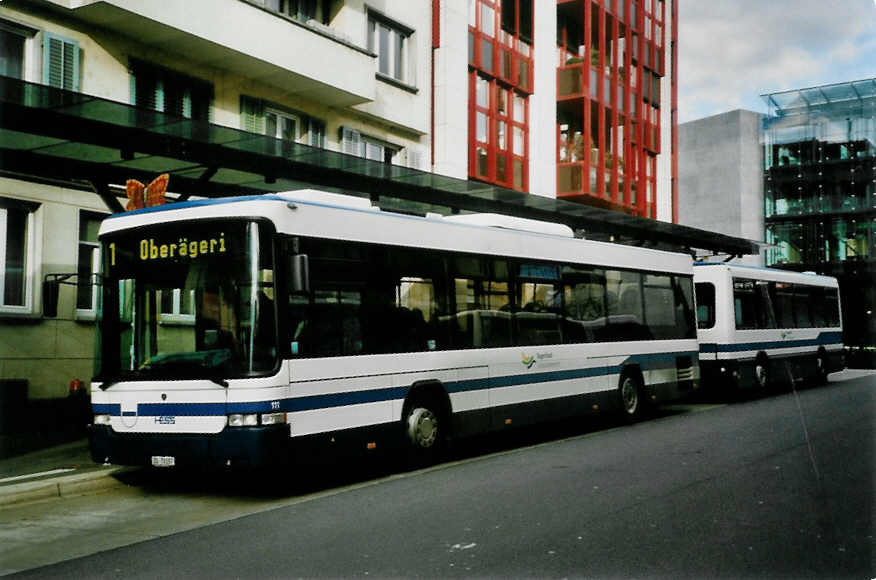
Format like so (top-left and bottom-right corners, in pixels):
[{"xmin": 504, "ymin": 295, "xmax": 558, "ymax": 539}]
[{"xmin": 7, "ymin": 374, "xmax": 875, "ymax": 579}]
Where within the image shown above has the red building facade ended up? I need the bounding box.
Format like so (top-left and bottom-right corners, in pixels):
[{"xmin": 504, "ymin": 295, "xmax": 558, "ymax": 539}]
[
  {"xmin": 556, "ymin": 0, "xmax": 675, "ymax": 218},
  {"xmin": 468, "ymin": 0, "xmax": 535, "ymax": 192}
]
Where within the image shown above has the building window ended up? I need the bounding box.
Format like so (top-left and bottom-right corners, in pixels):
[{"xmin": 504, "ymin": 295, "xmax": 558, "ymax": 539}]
[
  {"xmin": 266, "ymin": 108, "xmax": 302, "ymax": 142},
  {"xmin": 131, "ymin": 60, "xmax": 212, "ymax": 120},
  {"xmin": 42, "ymin": 32, "xmax": 79, "ymax": 91},
  {"xmin": 340, "ymin": 126, "xmax": 400, "ymax": 164},
  {"xmin": 240, "ymin": 95, "xmax": 326, "ymax": 148},
  {"xmin": 76, "ymin": 212, "xmax": 103, "ymax": 316},
  {"xmin": 0, "ymin": 21, "xmax": 33, "ymax": 80},
  {"xmin": 260, "ymin": 0, "xmax": 328, "ymax": 23},
  {"xmin": 469, "ymin": 72, "xmax": 528, "ymax": 191},
  {"xmin": 280, "ymin": 0, "xmax": 318, "ymax": 21},
  {"xmin": 159, "ymin": 288, "xmax": 195, "ymax": 324},
  {"xmin": 368, "ymin": 12, "xmax": 412, "ymax": 83},
  {"xmin": 0, "ymin": 201, "xmax": 36, "ymax": 313},
  {"xmin": 470, "ymin": 0, "xmax": 532, "ymax": 91},
  {"xmin": 500, "ymin": 0, "xmax": 532, "ymax": 43}
]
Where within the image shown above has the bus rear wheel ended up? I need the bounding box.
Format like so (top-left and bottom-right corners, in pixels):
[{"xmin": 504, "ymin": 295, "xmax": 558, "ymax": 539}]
[
  {"xmin": 815, "ymin": 352, "xmax": 829, "ymax": 385},
  {"xmin": 754, "ymin": 357, "xmax": 770, "ymax": 389}
]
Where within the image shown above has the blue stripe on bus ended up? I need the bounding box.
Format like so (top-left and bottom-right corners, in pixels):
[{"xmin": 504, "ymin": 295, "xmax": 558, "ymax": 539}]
[
  {"xmin": 93, "ymin": 350, "xmax": 697, "ymax": 417},
  {"xmin": 698, "ymin": 331, "xmax": 842, "ymax": 354}
]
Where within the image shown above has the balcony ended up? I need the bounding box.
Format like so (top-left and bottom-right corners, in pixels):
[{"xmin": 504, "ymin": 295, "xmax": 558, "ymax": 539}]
[{"xmin": 40, "ymin": 0, "xmax": 376, "ymax": 107}]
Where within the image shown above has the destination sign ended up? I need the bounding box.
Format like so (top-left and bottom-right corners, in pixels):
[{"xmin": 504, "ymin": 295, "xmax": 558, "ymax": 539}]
[{"xmin": 109, "ymin": 232, "xmax": 228, "ymax": 266}]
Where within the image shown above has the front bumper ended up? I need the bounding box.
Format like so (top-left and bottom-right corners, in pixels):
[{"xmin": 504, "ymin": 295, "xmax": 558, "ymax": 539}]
[{"xmin": 89, "ymin": 423, "xmax": 291, "ymax": 469}]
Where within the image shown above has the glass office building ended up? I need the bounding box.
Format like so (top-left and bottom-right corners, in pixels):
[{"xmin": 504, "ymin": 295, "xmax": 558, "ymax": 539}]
[{"xmin": 762, "ymin": 79, "xmax": 876, "ymax": 363}]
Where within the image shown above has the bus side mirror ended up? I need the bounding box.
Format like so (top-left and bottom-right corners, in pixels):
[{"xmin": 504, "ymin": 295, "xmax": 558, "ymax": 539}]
[
  {"xmin": 43, "ymin": 278, "xmax": 60, "ymax": 318},
  {"xmin": 288, "ymin": 254, "xmax": 310, "ymax": 294}
]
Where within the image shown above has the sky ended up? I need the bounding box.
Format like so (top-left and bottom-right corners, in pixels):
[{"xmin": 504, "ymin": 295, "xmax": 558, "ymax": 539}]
[{"xmin": 677, "ymin": 0, "xmax": 876, "ymax": 123}]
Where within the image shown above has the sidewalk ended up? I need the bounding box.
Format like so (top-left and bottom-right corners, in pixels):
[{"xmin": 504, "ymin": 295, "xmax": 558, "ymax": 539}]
[{"xmin": 0, "ymin": 438, "xmax": 130, "ymax": 508}]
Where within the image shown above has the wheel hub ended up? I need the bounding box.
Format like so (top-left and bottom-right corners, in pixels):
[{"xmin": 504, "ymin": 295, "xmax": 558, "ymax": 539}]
[
  {"xmin": 622, "ymin": 378, "xmax": 638, "ymax": 414},
  {"xmin": 407, "ymin": 407, "xmax": 438, "ymax": 448},
  {"xmin": 756, "ymin": 364, "xmax": 767, "ymax": 387}
]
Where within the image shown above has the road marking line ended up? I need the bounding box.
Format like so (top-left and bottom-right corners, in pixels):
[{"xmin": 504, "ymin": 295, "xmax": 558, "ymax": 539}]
[{"xmin": 0, "ymin": 468, "xmax": 76, "ymax": 484}]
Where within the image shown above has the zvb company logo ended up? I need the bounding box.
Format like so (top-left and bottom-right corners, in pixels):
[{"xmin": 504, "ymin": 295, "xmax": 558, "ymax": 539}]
[{"xmin": 521, "ymin": 353, "xmax": 536, "ymax": 369}]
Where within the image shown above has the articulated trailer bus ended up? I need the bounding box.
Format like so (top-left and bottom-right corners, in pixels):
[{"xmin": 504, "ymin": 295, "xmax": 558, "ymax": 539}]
[
  {"xmin": 694, "ymin": 263, "xmax": 843, "ymax": 392},
  {"xmin": 89, "ymin": 190, "xmax": 700, "ymax": 469}
]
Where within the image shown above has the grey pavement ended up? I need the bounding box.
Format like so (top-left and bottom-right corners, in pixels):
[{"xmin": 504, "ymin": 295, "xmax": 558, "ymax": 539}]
[
  {"xmin": 0, "ymin": 368, "xmax": 873, "ymax": 510},
  {"xmin": 0, "ymin": 439, "xmax": 130, "ymax": 508}
]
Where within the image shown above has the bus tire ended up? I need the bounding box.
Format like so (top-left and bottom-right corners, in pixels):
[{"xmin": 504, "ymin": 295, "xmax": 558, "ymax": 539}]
[
  {"xmin": 754, "ymin": 355, "xmax": 770, "ymax": 389},
  {"xmin": 815, "ymin": 350, "xmax": 829, "ymax": 386},
  {"xmin": 402, "ymin": 391, "xmax": 448, "ymax": 466},
  {"xmin": 618, "ymin": 369, "xmax": 645, "ymax": 422}
]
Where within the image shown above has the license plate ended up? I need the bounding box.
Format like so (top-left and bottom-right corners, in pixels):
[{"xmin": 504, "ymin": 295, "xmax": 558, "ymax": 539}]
[{"xmin": 151, "ymin": 455, "xmax": 176, "ymax": 468}]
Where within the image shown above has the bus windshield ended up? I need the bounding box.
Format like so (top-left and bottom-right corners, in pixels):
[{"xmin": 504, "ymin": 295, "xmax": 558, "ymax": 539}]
[{"xmin": 95, "ymin": 220, "xmax": 277, "ymax": 382}]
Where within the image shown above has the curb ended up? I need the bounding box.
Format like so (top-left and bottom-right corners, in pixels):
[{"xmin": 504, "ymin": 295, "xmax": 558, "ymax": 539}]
[{"xmin": 0, "ymin": 467, "xmax": 132, "ymax": 509}]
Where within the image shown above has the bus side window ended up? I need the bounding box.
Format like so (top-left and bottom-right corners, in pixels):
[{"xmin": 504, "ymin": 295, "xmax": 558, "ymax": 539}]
[
  {"xmin": 516, "ymin": 262, "xmax": 563, "ymax": 347},
  {"xmin": 793, "ymin": 285, "xmax": 813, "ymax": 328},
  {"xmin": 810, "ymin": 286, "xmax": 827, "ymax": 327},
  {"xmin": 825, "ymin": 288, "xmax": 841, "ymax": 327},
  {"xmin": 562, "ymin": 266, "xmax": 606, "ymax": 344},
  {"xmin": 673, "ymin": 276, "xmax": 697, "ymax": 338},
  {"xmin": 450, "ymin": 257, "xmax": 512, "ymax": 349},
  {"xmin": 605, "ymin": 270, "xmax": 648, "ymax": 341},
  {"xmin": 695, "ymin": 282, "xmax": 715, "ymax": 330},
  {"xmin": 773, "ymin": 282, "xmax": 796, "ymax": 329}
]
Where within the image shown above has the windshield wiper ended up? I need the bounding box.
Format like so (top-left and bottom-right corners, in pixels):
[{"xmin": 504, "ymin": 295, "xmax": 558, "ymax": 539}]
[
  {"xmin": 98, "ymin": 380, "xmax": 117, "ymax": 391},
  {"xmin": 209, "ymin": 377, "xmax": 229, "ymax": 388}
]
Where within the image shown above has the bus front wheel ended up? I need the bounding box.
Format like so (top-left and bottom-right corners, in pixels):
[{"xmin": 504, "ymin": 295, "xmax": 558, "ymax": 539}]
[
  {"xmin": 403, "ymin": 398, "xmax": 446, "ymax": 466},
  {"xmin": 618, "ymin": 370, "xmax": 645, "ymax": 422},
  {"xmin": 406, "ymin": 406, "xmax": 439, "ymax": 449}
]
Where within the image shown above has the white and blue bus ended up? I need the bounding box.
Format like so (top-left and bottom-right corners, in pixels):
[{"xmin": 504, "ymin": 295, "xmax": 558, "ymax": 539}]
[
  {"xmin": 90, "ymin": 190, "xmax": 700, "ymax": 469},
  {"xmin": 694, "ymin": 263, "xmax": 843, "ymax": 392}
]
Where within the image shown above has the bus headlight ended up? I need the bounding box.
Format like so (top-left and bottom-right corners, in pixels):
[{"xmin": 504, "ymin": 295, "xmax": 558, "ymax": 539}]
[
  {"xmin": 228, "ymin": 414, "xmax": 258, "ymax": 427},
  {"xmin": 260, "ymin": 412, "xmax": 286, "ymax": 426},
  {"xmin": 93, "ymin": 414, "xmax": 111, "ymax": 425}
]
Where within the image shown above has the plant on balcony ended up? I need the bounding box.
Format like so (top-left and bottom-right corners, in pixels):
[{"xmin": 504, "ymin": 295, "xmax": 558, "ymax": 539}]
[{"xmin": 590, "ymin": 48, "xmax": 600, "ymax": 66}]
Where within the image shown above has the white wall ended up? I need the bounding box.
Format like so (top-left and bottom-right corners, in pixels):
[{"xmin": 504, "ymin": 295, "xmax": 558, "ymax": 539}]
[
  {"xmin": 528, "ymin": 0, "xmax": 557, "ymax": 198},
  {"xmin": 655, "ymin": 0, "xmax": 674, "ymax": 222},
  {"xmin": 432, "ymin": 0, "xmax": 469, "ymax": 180}
]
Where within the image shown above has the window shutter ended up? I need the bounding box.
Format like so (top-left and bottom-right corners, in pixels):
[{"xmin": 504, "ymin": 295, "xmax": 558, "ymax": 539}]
[
  {"xmin": 340, "ymin": 126, "xmax": 361, "ymax": 156},
  {"xmin": 309, "ymin": 118, "xmax": 326, "ymax": 148},
  {"xmin": 130, "ymin": 61, "xmax": 161, "ymax": 111},
  {"xmin": 43, "ymin": 32, "xmax": 80, "ymax": 90},
  {"xmin": 408, "ymin": 149, "xmax": 424, "ymax": 170},
  {"xmin": 240, "ymin": 95, "xmax": 266, "ymax": 134}
]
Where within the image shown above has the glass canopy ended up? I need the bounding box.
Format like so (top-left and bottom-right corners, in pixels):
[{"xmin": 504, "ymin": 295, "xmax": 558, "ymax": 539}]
[{"xmin": 0, "ymin": 75, "xmax": 758, "ymax": 256}]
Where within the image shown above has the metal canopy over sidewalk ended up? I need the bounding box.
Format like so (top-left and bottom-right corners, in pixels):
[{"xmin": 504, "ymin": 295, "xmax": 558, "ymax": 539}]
[{"xmin": 0, "ymin": 76, "xmax": 759, "ymax": 256}]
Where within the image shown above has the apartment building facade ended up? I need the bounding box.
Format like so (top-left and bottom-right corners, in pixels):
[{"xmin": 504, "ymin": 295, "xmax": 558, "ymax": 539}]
[{"xmin": 0, "ymin": 0, "xmax": 677, "ymax": 400}]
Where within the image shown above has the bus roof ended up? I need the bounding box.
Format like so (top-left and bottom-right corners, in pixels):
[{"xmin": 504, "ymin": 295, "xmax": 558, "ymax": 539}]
[
  {"xmin": 694, "ymin": 262, "xmax": 838, "ymax": 286},
  {"xmin": 101, "ymin": 191, "xmax": 696, "ymax": 275}
]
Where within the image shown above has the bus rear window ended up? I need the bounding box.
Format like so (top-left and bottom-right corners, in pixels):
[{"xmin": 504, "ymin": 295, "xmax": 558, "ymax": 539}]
[{"xmin": 695, "ymin": 282, "xmax": 715, "ymax": 329}]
